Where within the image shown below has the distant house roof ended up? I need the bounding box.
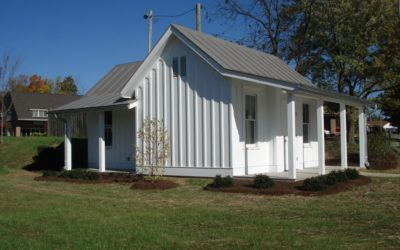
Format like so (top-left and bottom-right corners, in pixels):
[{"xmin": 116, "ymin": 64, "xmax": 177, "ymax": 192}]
[
  {"xmin": 171, "ymin": 24, "xmax": 312, "ymax": 86},
  {"xmin": 11, "ymin": 92, "xmax": 81, "ymax": 120},
  {"xmin": 53, "ymin": 61, "xmax": 141, "ymax": 112}
]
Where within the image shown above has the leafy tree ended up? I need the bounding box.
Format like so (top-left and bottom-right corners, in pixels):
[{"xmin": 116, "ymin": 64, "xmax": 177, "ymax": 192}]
[
  {"xmin": 214, "ymin": 0, "xmax": 400, "ymax": 143},
  {"xmin": 135, "ymin": 118, "xmax": 170, "ymax": 183},
  {"xmin": 56, "ymin": 76, "xmax": 78, "ymax": 95},
  {"xmin": 380, "ymin": 83, "xmax": 400, "ymax": 127},
  {"xmin": 27, "ymin": 75, "xmax": 51, "ymax": 94}
]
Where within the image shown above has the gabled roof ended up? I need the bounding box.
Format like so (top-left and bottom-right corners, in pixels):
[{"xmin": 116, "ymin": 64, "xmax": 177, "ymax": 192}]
[
  {"xmin": 171, "ymin": 24, "xmax": 312, "ymax": 86},
  {"xmin": 10, "ymin": 92, "xmax": 81, "ymax": 120},
  {"xmin": 53, "ymin": 61, "xmax": 141, "ymax": 112},
  {"xmin": 121, "ymin": 24, "xmax": 313, "ymax": 98}
]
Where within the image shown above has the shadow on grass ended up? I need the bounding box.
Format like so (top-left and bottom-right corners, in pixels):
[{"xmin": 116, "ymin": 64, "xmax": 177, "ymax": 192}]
[{"xmin": 24, "ymin": 138, "xmax": 88, "ymax": 171}]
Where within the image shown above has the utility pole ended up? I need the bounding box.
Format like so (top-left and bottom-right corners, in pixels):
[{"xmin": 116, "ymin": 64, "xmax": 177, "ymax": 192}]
[
  {"xmin": 196, "ymin": 3, "xmax": 201, "ymax": 32},
  {"xmin": 144, "ymin": 10, "xmax": 153, "ymax": 53}
]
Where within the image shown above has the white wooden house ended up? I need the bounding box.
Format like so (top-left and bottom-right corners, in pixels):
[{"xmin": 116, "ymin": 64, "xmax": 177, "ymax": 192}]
[{"xmin": 53, "ymin": 24, "xmax": 370, "ymax": 179}]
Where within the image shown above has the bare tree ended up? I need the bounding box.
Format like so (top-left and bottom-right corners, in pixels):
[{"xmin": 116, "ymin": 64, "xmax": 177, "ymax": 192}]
[
  {"xmin": 135, "ymin": 118, "xmax": 170, "ymax": 182},
  {"xmin": 212, "ymin": 0, "xmax": 292, "ymax": 58},
  {"xmin": 0, "ymin": 51, "xmax": 20, "ymax": 144}
]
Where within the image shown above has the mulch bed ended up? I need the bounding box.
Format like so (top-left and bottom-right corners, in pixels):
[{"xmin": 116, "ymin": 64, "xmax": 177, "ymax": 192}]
[
  {"xmin": 131, "ymin": 179, "xmax": 179, "ymax": 190},
  {"xmin": 205, "ymin": 176, "xmax": 371, "ymax": 196},
  {"xmin": 35, "ymin": 172, "xmax": 180, "ymax": 190},
  {"xmin": 34, "ymin": 172, "xmax": 140, "ymax": 184}
]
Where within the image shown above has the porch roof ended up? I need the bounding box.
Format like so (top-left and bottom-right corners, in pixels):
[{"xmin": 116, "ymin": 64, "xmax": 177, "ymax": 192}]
[{"xmin": 51, "ymin": 61, "xmax": 141, "ymax": 113}]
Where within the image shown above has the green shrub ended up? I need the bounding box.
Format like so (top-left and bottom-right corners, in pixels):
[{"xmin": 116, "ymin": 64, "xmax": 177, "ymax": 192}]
[
  {"xmin": 333, "ymin": 170, "xmax": 348, "ymax": 183},
  {"xmin": 59, "ymin": 169, "xmax": 100, "ymax": 180},
  {"xmin": 212, "ymin": 175, "xmax": 233, "ymax": 188},
  {"xmin": 368, "ymin": 134, "xmax": 399, "ymax": 169},
  {"xmin": 344, "ymin": 168, "xmax": 360, "ymax": 180},
  {"xmin": 300, "ymin": 176, "xmax": 327, "ymax": 191},
  {"xmin": 42, "ymin": 170, "xmax": 60, "ymax": 177},
  {"xmin": 324, "ymin": 172, "xmax": 338, "ymax": 185},
  {"xmin": 253, "ymin": 174, "xmax": 275, "ymax": 189}
]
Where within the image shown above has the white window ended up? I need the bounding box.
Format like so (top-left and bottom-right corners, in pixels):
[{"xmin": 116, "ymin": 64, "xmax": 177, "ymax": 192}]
[
  {"xmin": 303, "ymin": 104, "xmax": 310, "ymax": 143},
  {"xmin": 245, "ymin": 95, "xmax": 257, "ymax": 144},
  {"xmin": 31, "ymin": 109, "xmax": 48, "ymax": 118}
]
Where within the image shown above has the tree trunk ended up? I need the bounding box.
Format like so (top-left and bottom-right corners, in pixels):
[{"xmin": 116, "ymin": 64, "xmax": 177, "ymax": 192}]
[{"xmin": 347, "ymin": 107, "xmax": 357, "ymax": 145}]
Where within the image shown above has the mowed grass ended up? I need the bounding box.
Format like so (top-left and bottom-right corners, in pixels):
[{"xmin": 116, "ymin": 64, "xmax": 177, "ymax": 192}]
[
  {"xmin": 0, "ymin": 137, "xmax": 400, "ymax": 249},
  {"xmin": 0, "ymin": 136, "xmax": 62, "ymax": 173}
]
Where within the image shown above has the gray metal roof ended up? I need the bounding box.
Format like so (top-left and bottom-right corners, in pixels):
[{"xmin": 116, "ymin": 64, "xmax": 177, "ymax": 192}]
[
  {"xmin": 171, "ymin": 24, "xmax": 312, "ymax": 86},
  {"xmin": 53, "ymin": 61, "xmax": 141, "ymax": 111},
  {"xmin": 11, "ymin": 92, "xmax": 81, "ymax": 120}
]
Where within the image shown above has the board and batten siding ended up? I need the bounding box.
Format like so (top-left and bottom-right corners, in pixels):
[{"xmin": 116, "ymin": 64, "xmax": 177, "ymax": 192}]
[
  {"xmin": 134, "ymin": 36, "xmax": 232, "ymax": 176},
  {"xmin": 87, "ymin": 108, "xmax": 135, "ymax": 170}
]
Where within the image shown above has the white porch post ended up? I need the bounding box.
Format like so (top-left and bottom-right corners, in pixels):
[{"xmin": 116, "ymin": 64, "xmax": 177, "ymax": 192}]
[
  {"xmin": 64, "ymin": 118, "xmax": 72, "ymax": 171},
  {"xmin": 340, "ymin": 103, "xmax": 348, "ymax": 169},
  {"xmin": 358, "ymin": 107, "xmax": 366, "ymax": 168},
  {"xmin": 98, "ymin": 112, "xmax": 106, "ymax": 172},
  {"xmin": 287, "ymin": 93, "xmax": 296, "ymax": 179},
  {"xmin": 316, "ymin": 100, "xmax": 325, "ymax": 175}
]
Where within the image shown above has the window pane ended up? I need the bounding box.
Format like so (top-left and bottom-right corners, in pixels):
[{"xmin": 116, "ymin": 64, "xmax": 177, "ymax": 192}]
[
  {"xmin": 180, "ymin": 56, "xmax": 186, "ymax": 77},
  {"xmin": 303, "ymin": 104, "xmax": 309, "ymax": 123},
  {"xmin": 105, "ymin": 128, "xmax": 112, "ymax": 147},
  {"xmin": 172, "ymin": 57, "xmax": 179, "ymax": 77},
  {"xmin": 245, "ymin": 95, "xmax": 256, "ymax": 119},
  {"xmin": 245, "ymin": 95, "xmax": 256, "ymax": 144},
  {"xmin": 104, "ymin": 111, "xmax": 112, "ymax": 146},
  {"xmin": 104, "ymin": 111, "xmax": 112, "ymax": 126}
]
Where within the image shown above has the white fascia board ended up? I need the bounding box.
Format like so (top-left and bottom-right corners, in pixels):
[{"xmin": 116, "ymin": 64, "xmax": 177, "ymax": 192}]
[
  {"xmin": 127, "ymin": 101, "xmax": 137, "ymax": 110},
  {"xmin": 172, "ymin": 27, "xmax": 296, "ymax": 91},
  {"xmin": 121, "ymin": 28, "xmax": 173, "ymax": 98},
  {"xmin": 295, "ymin": 88, "xmax": 371, "ymax": 107},
  {"xmin": 221, "ymin": 71, "xmax": 296, "ymax": 91}
]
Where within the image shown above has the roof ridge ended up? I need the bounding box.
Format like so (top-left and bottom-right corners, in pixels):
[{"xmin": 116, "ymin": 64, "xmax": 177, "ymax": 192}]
[{"xmin": 170, "ymin": 24, "xmax": 277, "ymax": 59}]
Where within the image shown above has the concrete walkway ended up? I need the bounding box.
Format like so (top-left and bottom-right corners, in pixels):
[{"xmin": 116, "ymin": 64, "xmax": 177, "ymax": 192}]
[{"xmin": 360, "ymin": 172, "xmax": 400, "ymax": 178}]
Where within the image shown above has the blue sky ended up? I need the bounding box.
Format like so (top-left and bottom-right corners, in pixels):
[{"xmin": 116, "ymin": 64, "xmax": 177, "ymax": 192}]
[{"xmin": 0, "ymin": 0, "xmax": 242, "ymax": 94}]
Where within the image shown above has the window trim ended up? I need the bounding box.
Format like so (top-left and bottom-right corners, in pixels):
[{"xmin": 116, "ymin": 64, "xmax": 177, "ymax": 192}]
[{"xmin": 244, "ymin": 93, "xmax": 258, "ymax": 147}]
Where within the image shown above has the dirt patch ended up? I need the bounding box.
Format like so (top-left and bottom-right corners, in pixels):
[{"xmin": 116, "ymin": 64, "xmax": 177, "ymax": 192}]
[
  {"xmin": 34, "ymin": 172, "xmax": 140, "ymax": 184},
  {"xmin": 131, "ymin": 179, "xmax": 179, "ymax": 190},
  {"xmin": 205, "ymin": 176, "xmax": 371, "ymax": 196}
]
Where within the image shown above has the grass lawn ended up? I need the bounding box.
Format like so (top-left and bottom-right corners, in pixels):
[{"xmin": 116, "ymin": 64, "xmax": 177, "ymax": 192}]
[{"xmin": 0, "ymin": 137, "xmax": 400, "ymax": 249}]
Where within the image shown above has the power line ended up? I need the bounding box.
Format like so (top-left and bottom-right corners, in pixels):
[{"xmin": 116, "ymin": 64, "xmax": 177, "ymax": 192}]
[{"xmin": 153, "ymin": 8, "xmax": 195, "ymax": 19}]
